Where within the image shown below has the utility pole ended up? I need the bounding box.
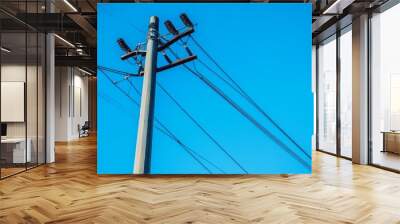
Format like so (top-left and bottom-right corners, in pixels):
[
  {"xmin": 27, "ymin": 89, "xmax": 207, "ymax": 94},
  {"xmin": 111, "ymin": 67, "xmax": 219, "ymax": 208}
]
[
  {"xmin": 134, "ymin": 16, "xmax": 159, "ymax": 174},
  {"xmin": 117, "ymin": 13, "xmax": 197, "ymax": 174}
]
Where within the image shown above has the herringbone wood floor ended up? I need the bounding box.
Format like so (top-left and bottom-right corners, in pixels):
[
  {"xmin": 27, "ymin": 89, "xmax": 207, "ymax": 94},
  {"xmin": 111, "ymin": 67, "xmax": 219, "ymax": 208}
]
[{"xmin": 1, "ymin": 135, "xmax": 400, "ymax": 224}]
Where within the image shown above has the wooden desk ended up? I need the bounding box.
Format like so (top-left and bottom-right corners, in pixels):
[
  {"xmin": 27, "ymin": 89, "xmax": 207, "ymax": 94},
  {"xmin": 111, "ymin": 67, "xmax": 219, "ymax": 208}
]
[
  {"xmin": 382, "ymin": 131, "xmax": 400, "ymax": 154},
  {"xmin": 1, "ymin": 138, "xmax": 31, "ymax": 164}
]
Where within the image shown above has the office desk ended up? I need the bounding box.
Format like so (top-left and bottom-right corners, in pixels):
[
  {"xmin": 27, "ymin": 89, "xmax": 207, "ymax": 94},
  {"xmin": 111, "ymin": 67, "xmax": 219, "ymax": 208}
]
[
  {"xmin": 1, "ymin": 138, "xmax": 31, "ymax": 163},
  {"xmin": 382, "ymin": 131, "xmax": 400, "ymax": 154}
]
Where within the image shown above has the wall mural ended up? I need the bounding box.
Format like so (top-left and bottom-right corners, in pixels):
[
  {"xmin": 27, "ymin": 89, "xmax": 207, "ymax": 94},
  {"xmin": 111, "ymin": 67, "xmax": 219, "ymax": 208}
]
[{"xmin": 97, "ymin": 3, "xmax": 313, "ymax": 174}]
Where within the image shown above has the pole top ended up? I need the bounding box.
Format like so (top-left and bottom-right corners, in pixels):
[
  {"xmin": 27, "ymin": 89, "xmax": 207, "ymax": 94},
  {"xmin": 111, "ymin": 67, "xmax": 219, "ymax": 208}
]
[
  {"xmin": 148, "ymin": 16, "xmax": 159, "ymax": 40},
  {"xmin": 149, "ymin": 16, "xmax": 159, "ymax": 26}
]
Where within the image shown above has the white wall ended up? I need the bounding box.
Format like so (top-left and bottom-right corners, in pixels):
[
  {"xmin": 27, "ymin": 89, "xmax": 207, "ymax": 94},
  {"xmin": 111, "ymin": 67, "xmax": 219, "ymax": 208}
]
[
  {"xmin": 1, "ymin": 65, "xmax": 38, "ymax": 137},
  {"xmin": 55, "ymin": 66, "xmax": 70, "ymax": 141},
  {"xmin": 1, "ymin": 63, "xmax": 46, "ymax": 164},
  {"xmin": 55, "ymin": 67, "xmax": 89, "ymax": 141}
]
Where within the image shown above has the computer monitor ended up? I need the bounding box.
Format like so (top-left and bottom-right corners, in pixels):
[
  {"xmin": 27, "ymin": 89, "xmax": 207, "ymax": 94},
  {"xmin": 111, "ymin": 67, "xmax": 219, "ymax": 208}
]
[{"xmin": 1, "ymin": 123, "xmax": 7, "ymax": 137}]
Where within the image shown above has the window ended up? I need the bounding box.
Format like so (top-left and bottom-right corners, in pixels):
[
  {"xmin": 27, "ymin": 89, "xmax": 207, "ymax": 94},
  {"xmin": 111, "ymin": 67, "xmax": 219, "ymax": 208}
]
[
  {"xmin": 317, "ymin": 35, "xmax": 337, "ymax": 154},
  {"xmin": 370, "ymin": 2, "xmax": 400, "ymax": 171},
  {"xmin": 339, "ymin": 27, "xmax": 352, "ymax": 158}
]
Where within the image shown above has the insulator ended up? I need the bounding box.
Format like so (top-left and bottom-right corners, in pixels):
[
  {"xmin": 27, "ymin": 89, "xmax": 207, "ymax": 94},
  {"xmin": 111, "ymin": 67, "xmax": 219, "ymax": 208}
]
[
  {"xmin": 163, "ymin": 53, "xmax": 173, "ymax": 63},
  {"xmin": 164, "ymin": 20, "xmax": 179, "ymax": 35},
  {"xmin": 180, "ymin": 13, "xmax": 193, "ymax": 27},
  {"xmin": 117, "ymin": 38, "xmax": 131, "ymax": 52},
  {"xmin": 137, "ymin": 65, "xmax": 144, "ymax": 74},
  {"xmin": 184, "ymin": 45, "xmax": 193, "ymax": 56}
]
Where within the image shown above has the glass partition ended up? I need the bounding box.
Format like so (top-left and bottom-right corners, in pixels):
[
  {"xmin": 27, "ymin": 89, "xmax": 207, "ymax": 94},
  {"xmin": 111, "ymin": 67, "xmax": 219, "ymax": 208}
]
[
  {"xmin": 317, "ymin": 35, "xmax": 337, "ymax": 154},
  {"xmin": 1, "ymin": 30, "xmax": 28, "ymax": 177},
  {"xmin": 27, "ymin": 30, "xmax": 38, "ymax": 169},
  {"xmin": 38, "ymin": 32, "xmax": 45, "ymax": 165},
  {"xmin": 339, "ymin": 27, "xmax": 352, "ymax": 158},
  {"xmin": 0, "ymin": 1, "xmax": 46, "ymax": 179},
  {"xmin": 370, "ymin": 3, "xmax": 400, "ymax": 171}
]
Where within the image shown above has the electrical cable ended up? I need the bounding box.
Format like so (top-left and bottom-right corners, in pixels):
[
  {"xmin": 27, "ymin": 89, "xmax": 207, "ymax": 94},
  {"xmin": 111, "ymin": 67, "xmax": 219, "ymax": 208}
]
[
  {"xmin": 154, "ymin": 122, "xmax": 214, "ymax": 174},
  {"xmin": 97, "ymin": 65, "xmax": 140, "ymax": 77},
  {"xmin": 110, "ymin": 21, "xmax": 310, "ymax": 170},
  {"xmin": 190, "ymin": 37, "xmax": 311, "ymax": 160},
  {"xmin": 156, "ymin": 35, "xmax": 247, "ymax": 173},
  {"xmin": 189, "ymin": 64, "xmax": 311, "ymax": 170},
  {"xmin": 99, "ymin": 69, "xmax": 223, "ymax": 174},
  {"xmin": 157, "ymin": 82, "xmax": 248, "ymax": 174},
  {"xmin": 123, "ymin": 74, "xmax": 223, "ymax": 173},
  {"xmin": 164, "ymin": 47, "xmax": 311, "ymax": 170}
]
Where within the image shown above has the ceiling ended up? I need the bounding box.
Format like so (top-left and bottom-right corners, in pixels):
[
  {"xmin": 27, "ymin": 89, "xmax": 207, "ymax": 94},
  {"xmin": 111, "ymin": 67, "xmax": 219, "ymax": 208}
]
[{"xmin": 0, "ymin": 0, "xmax": 394, "ymax": 72}]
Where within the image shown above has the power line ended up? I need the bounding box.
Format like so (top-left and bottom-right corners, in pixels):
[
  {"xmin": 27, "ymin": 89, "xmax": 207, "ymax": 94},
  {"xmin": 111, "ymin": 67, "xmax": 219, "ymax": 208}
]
[
  {"xmin": 188, "ymin": 64, "xmax": 311, "ymax": 170},
  {"xmin": 111, "ymin": 17, "xmax": 310, "ymax": 171},
  {"xmin": 163, "ymin": 47, "xmax": 310, "ymax": 170},
  {"xmin": 126, "ymin": 76, "xmax": 224, "ymax": 173},
  {"xmin": 99, "ymin": 69, "xmax": 221, "ymax": 174},
  {"xmin": 154, "ymin": 122, "xmax": 214, "ymax": 174},
  {"xmin": 190, "ymin": 37, "xmax": 311, "ymax": 160},
  {"xmin": 157, "ymin": 82, "xmax": 248, "ymax": 174},
  {"xmin": 112, "ymin": 63, "xmax": 227, "ymax": 174},
  {"xmin": 124, "ymin": 72, "xmax": 225, "ymax": 174},
  {"xmin": 107, "ymin": 26, "xmax": 216, "ymax": 173},
  {"xmin": 116, "ymin": 17, "xmax": 198, "ymax": 174},
  {"xmin": 98, "ymin": 65, "xmax": 140, "ymax": 77}
]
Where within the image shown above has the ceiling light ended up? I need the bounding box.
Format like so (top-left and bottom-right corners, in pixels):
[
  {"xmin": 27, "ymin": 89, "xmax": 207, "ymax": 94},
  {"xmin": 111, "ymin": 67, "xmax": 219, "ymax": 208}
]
[
  {"xmin": 322, "ymin": 0, "xmax": 354, "ymax": 15},
  {"xmin": 323, "ymin": 0, "xmax": 341, "ymax": 14},
  {"xmin": 1, "ymin": 47, "xmax": 11, "ymax": 53},
  {"xmin": 78, "ymin": 67, "xmax": 93, "ymax": 76},
  {"xmin": 63, "ymin": 0, "xmax": 78, "ymax": 12},
  {"xmin": 54, "ymin": 34, "xmax": 75, "ymax": 48}
]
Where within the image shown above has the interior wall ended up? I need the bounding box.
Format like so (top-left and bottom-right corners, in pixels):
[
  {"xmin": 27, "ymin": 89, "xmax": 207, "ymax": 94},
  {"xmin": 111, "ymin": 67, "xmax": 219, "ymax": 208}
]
[
  {"xmin": 72, "ymin": 72, "xmax": 89, "ymax": 138},
  {"xmin": 1, "ymin": 64, "xmax": 39, "ymax": 138},
  {"xmin": 55, "ymin": 67, "xmax": 89, "ymax": 141},
  {"xmin": 55, "ymin": 66, "xmax": 69, "ymax": 141}
]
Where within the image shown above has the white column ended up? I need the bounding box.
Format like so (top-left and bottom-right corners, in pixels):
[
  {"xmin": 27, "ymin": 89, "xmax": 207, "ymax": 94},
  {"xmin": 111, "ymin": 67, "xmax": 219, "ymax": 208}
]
[
  {"xmin": 46, "ymin": 32, "xmax": 55, "ymax": 163},
  {"xmin": 352, "ymin": 14, "xmax": 369, "ymax": 164},
  {"xmin": 45, "ymin": 1, "xmax": 55, "ymax": 163}
]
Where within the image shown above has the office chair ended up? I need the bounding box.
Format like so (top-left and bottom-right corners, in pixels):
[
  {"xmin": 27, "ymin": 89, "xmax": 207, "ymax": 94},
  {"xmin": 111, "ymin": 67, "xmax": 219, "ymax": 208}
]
[{"xmin": 79, "ymin": 121, "xmax": 90, "ymax": 138}]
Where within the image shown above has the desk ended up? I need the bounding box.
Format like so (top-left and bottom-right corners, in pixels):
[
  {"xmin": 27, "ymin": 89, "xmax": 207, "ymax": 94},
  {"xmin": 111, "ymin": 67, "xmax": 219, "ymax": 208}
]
[
  {"xmin": 382, "ymin": 131, "xmax": 400, "ymax": 154},
  {"xmin": 1, "ymin": 138, "xmax": 31, "ymax": 163}
]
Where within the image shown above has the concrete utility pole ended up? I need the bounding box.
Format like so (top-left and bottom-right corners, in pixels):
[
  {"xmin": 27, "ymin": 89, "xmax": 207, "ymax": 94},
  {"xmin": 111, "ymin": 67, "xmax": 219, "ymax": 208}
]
[
  {"xmin": 134, "ymin": 16, "xmax": 159, "ymax": 174},
  {"xmin": 117, "ymin": 14, "xmax": 196, "ymax": 174}
]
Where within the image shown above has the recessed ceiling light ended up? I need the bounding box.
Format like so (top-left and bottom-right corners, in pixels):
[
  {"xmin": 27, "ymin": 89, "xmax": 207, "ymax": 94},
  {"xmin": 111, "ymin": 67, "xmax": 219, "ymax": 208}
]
[
  {"xmin": 63, "ymin": 0, "xmax": 78, "ymax": 12},
  {"xmin": 322, "ymin": 0, "xmax": 354, "ymax": 15},
  {"xmin": 54, "ymin": 34, "xmax": 75, "ymax": 48},
  {"xmin": 1, "ymin": 47, "xmax": 11, "ymax": 53},
  {"xmin": 78, "ymin": 67, "xmax": 93, "ymax": 76}
]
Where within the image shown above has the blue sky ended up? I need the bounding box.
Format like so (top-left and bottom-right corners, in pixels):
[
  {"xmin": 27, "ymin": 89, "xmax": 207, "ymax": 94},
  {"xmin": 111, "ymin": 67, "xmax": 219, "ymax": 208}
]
[{"xmin": 97, "ymin": 3, "xmax": 313, "ymax": 174}]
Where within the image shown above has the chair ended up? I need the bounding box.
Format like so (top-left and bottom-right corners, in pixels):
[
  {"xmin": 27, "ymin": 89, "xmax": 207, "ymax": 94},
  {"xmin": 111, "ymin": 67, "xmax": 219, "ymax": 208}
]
[{"xmin": 78, "ymin": 121, "xmax": 90, "ymax": 138}]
